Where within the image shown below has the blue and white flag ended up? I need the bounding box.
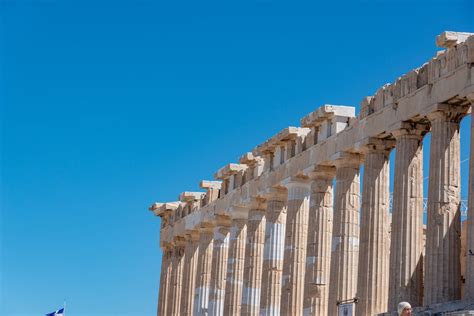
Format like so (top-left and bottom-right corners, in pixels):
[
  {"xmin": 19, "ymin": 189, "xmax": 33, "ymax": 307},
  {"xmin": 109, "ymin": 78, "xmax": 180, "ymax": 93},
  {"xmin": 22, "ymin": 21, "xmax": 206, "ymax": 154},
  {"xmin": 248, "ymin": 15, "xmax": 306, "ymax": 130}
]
[{"xmin": 46, "ymin": 308, "xmax": 64, "ymax": 316}]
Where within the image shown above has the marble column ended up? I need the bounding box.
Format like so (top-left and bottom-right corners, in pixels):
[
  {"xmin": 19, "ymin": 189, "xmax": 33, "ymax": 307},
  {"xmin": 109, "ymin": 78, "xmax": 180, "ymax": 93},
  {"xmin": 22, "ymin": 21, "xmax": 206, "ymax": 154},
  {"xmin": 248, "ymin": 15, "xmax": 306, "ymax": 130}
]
[
  {"xmin": 466, "ymin": 95, "xmax": 474, "ymax": 299},
  {"xmin": 158, "ymin": 247, "xmax": 173, "ymax": 316},
  {"xmin": 388, "ymin": 124, "xmax": 425, "ymax": 310},
  {"xmin": 425, "ymin": 110, "xmax": 462, "ymax": 305},
  {"xmin": 209, "ymin": 217, "xmax": 231, "ymax": 316},
  {"xmin": 281, "ymin": 179, "xmax": 311, "ymax": 315},
  {"xmin": 170, "ymin": 238, "xmax": 186, "ymax": 316},
  {"xmin": 328, "ymin": 153, "xmax": 361, "ymax": 316},
  {"xmin": 224, "ymin": 217, "xmax": 248, "ymax": 315},
  {"xmin": 303, "ymin": 166, "xmax": 335, "ymax": 316},
  {"xmin": 180, "ymin": 232, "xmax": 200, "ymax": 315},
  {"xmin": 357, "ymin": 142, "xmax": 391, "ymax": 315},
  {"xmin": 194, "ymin": 226, "xmax": 214, "ymax": 315},
  {"xmin": 242, "ymin": 200, "xmax": 267, "ymax": 316},
  {"xmin": 260, "ymin": 189, "xmax": 288, "ymax": 316}
]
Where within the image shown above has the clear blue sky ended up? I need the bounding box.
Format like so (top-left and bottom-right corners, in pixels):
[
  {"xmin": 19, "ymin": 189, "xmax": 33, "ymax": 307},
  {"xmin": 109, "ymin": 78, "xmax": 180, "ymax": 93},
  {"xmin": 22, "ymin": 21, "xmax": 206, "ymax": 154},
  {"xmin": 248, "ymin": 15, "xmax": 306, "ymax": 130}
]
[{"xmin": 1, "ymin": 0, "xmax": 473, "ymax": 315}]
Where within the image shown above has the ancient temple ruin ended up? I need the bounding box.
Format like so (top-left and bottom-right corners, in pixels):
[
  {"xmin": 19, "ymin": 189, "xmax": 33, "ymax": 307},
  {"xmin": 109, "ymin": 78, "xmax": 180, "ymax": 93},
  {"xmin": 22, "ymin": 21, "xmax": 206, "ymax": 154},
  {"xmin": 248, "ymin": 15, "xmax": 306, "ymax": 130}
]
[{"xmin": 149, "ymin": 31, "xmax": 474, "ymax": 315}]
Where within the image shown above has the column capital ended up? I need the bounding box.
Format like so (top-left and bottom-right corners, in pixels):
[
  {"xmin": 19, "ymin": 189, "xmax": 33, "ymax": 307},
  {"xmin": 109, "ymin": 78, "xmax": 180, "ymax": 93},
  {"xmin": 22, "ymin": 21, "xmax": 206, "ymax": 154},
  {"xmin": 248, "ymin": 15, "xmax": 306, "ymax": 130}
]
[
  {"xmin": 390, "ymin": 121, "xmax": 429, "ymax": 139},
  {"xmin": 185, "ymin": 230, "xmax": 200, "ymax": 242},
  {"xmin": 309, "ymin": 165, "xmax": 336, "ymax": 180},
  {"xmin": 355, "ymin": 137, "xmax": 395, "ymax": 154},
  {"xmin": 330, "ymin": 152, "xmax": 361, "ymax": 169},
  {"xmin": 230, "ymin": 217, "xmax": 247, "ymax": 228},
  {"xmin": 227, "ymin": 205, "xmax": 250, "ymax": 220},
  {"xmin": 199, "ymin": 223, "xmax": 215, "ymax": 235},
  {"xmin": 425, "ymin": 103, "xmax": 469, "ymax": 123},
  {"xmin": 161, "ymin": 241, "xmax": 175, "ymax": 251},
  {"xmin": 241, "ymin": 196, "xmax": 267, "ymax": 211},
  {"xmin": 281, "ymin": 175, "xmax": 312, "ymax": 186},
  {"xmin": 466, "ymin": 92, "xmax": 474, "ymax": 104},
  {"xmin": 213, "ymin": 214, "xmax": 232, "ymax": 227},
  {"xmin": 173, "ymin": 235, "xmax": 187, "ymax": 248},
  {"xmin": 261, "ymin": 186, "xmax": 288, "ymax": 202}
]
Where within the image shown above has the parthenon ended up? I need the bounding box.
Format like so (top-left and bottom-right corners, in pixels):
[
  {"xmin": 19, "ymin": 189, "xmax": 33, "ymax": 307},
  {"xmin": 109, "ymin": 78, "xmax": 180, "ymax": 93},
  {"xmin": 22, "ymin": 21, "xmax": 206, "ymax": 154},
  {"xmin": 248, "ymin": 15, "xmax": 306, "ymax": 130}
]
[{"xmin": 149, "ymin": 31, "xmax": 474, "ymax": 315}]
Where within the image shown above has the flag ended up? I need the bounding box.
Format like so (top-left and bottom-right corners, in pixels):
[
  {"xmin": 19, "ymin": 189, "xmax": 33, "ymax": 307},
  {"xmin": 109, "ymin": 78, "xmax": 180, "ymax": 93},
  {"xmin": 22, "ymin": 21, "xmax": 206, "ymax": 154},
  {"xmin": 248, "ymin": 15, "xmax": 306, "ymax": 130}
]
[{"xmin": 46, "ymin": 308, "xmax": 64, "ymax": 316}]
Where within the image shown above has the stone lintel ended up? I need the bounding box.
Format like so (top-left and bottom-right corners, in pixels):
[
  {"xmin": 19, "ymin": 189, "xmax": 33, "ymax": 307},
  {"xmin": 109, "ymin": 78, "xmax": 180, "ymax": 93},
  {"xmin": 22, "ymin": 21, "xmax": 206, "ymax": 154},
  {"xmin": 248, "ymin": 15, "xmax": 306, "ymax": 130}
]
[
  {"xmin": 354, "ymin": 137, "xmax": 395, "ymax": 153},
  {"xmin": 360, "ymin": 96, "xmax": 373, "ymax": 109},
  {"xmin": 214, "ymin": 163, "xmax": 248, "ymax": 180},
  {"xmin": 148, "ymin": 202, "xmax": 163, "ymax": 212},
  {"xmin": 200, "ymin": 180, "xmax": 222, "ymax": 190},
  {"xmin": 436, "ymin": 31, "xmax": 474, "ymax": 48},
  {"xmin": 150, "ymin": 201, "xmax": 180, "ymax": 217},
  {"xmin": 179, "ymin": 191, "xmax": 205, "ymax": 202},
  {"xmin": 330, "ymin": 152, "xmax": 361, "ymax": 168},
  {"xmin": 255, "ymin": 126, "xmax": 310, "ymax": 154},
  {"xmin": 300, "ymin": 104, "xmax": 355, "ymax": 127},
  {"xmin": 239, "ymin": 152, "xmax": 263, "ymax": 166}
]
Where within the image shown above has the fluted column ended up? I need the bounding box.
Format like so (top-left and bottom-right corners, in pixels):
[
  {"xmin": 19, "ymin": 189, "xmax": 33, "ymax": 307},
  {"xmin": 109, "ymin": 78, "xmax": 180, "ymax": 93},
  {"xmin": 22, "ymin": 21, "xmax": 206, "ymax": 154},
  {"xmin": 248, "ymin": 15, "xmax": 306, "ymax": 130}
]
[
  {"xmin": 158, "ymin": 247, "xmax": 173, "ymax": 316},
  {"xmin": 209, "ymin": 217, "xmax": 231, "ymax": 316},
  {"xmin": 388, "ymin": 124, "xmax": 426, "ymax": 310},
  {"xmin": 466, "ymin": 95, "xmax": 474, "ymax": 299},
  {"xmin": 425, "ymin": 109, "xmax": 462, "ymax": 305},
  {"xmin": 194, "ymin": 226, "xmax": 214, "ymax": 315},
  {"xmin": 328, "ymin": 153, "xmax": 361, "ymax": 316},
  {"xmin": 242, "ymin": 200, "xmax": 267, "ymax": 316},
  {"xmin": 181, "ymin": 231, "xmax": 200, "ymax": 315},
  {"xmin": 357, "ymin": 141, "xmax": 392, "ymax": 315},
  {"xmin": 281, "ymin": 179, "xmax": 311, "ymax": 315},
  {"xmin": 303, "ymin": 166, "xmax": 335, "ymax": 316},
  {"xmin": 224, "ymin": 216, "xmax": 248, "ymax": 315},
  {"xmin": 170, "ymin": 238, "xmax": 186, "ymax": 315},
  {"xmin": 260, "ymin": 189, "xmax": 288, "ymax": 316}
]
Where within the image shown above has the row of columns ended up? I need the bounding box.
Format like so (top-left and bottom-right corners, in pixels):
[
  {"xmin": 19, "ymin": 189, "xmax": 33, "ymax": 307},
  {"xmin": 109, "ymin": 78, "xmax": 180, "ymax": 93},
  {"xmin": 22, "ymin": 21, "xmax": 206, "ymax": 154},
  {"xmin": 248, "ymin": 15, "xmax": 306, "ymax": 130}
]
[{"xmin": 156, "ymin": 101, "xmax": 474, "ymax": 315}]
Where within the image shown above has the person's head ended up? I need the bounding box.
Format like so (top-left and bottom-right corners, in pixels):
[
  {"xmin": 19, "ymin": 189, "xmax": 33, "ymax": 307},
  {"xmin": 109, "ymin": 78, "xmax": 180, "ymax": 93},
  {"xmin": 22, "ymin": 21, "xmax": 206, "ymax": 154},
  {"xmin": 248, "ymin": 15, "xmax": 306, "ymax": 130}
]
[{"xmin": 397, "ymin": 302, "xmax": 412, "ymax": 315}]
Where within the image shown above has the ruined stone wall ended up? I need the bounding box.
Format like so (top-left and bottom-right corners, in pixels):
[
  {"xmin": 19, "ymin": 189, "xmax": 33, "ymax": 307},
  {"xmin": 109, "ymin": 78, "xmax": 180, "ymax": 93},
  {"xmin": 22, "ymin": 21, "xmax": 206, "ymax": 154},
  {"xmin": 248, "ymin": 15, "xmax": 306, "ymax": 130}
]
[{"xmin": 150, "ymin": 31, "xmax": 474, "ymax": 316}]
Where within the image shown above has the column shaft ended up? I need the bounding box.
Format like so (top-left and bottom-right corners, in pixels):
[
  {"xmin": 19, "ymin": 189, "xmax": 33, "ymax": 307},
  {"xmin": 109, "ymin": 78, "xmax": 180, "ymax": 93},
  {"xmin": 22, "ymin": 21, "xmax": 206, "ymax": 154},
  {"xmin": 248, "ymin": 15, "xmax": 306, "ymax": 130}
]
[
  {"xmin": 242, "ymin": 208, "xmax": 266, "ymax": 316},
  {"xmin": 303, "ymin": 168, "xmax": 334, "ymax": 316},
  {"xmin": 181, "ymin": 234, "xmax": 200, "ymax": 315},
  {"xmin": 260, "ymin": 194, "xmax": 288, "ymax": 316},
  {"xmin": 170, "ymin": 243, "xmax": 185, "ymax": 316},
  {"xmin": 425, "ymin": 111, "xmax": 462, "ymax": 305},
  {"xmin": 194, "ymin": 228, "xmax": 214, "ymax": 315},
  {"xmin": 224, "ymin": 219, "xmax": 247, "ymax": 315},
  {"xmin": 328, "ymin": 160, "xmax": 360, "ymax": 316},
  {"xmin": 209, "ymin": 223, "xmax": 231, "ymax": 316},
  {"xmin": 357, "ymin": 149, "xmax": 391, "ymax": 315},
  {"xmin": 388, "ymin": 131, "xmax": 424, "ymax": 310},
  {"xmin": 466, "ymin": 99, "xmax": 474, "ymax": 299},
  {"xmin": 158, "ymin": 248, "xmax": 173, "ymax": 316},
  {"xmin": 281, "ymin": 181, "xmax": 311, "ymax": 315}
]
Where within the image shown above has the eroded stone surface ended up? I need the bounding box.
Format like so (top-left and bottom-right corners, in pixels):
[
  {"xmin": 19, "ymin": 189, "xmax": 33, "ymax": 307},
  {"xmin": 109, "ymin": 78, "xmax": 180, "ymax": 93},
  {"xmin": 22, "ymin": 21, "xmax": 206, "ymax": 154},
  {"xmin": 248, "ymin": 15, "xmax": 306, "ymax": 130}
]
[{"xmin": 149, "ymin": 31, "xmax": 474, "ymax": 316}]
